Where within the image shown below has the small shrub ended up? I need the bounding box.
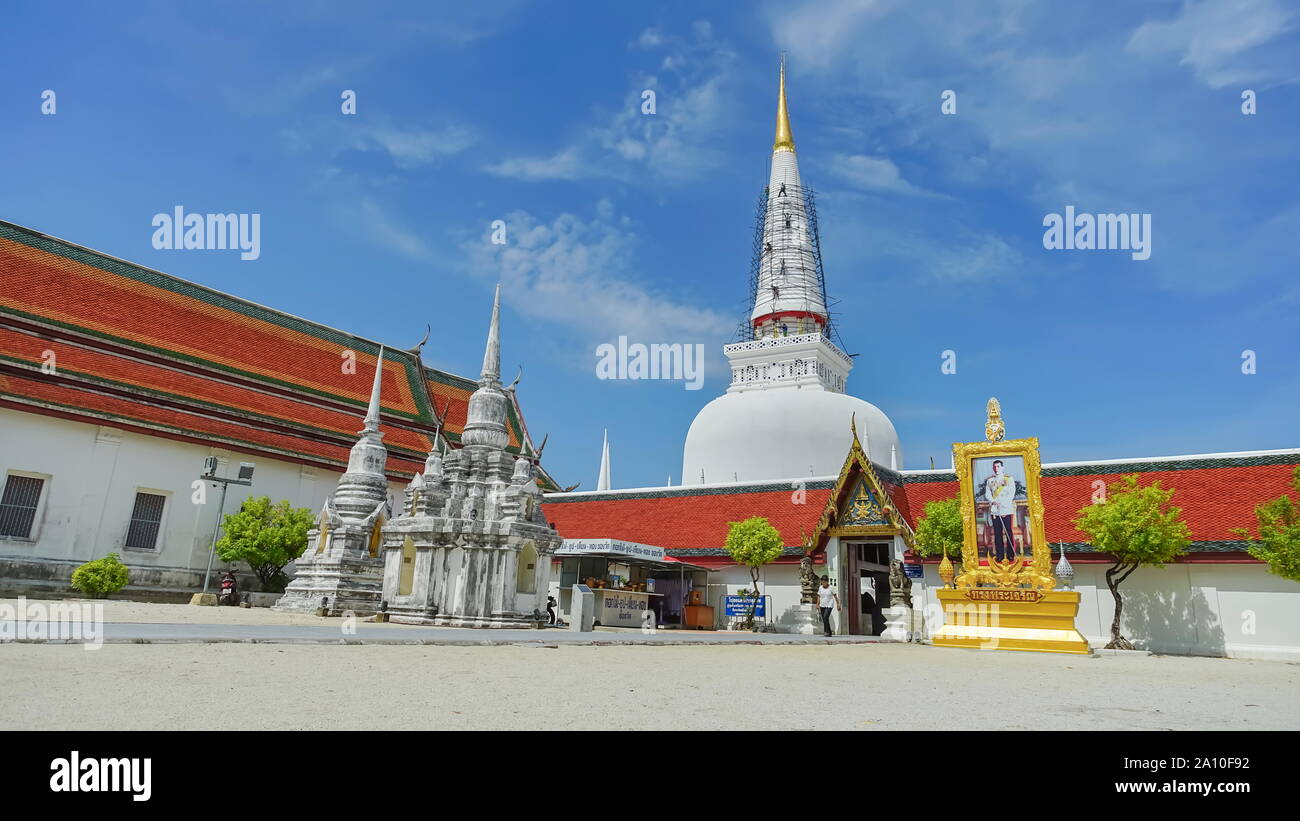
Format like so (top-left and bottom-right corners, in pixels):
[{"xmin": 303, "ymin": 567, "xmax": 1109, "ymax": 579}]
[{"xmin": 71, "ymin": 552, "xmax": 131, "ymax": 598}]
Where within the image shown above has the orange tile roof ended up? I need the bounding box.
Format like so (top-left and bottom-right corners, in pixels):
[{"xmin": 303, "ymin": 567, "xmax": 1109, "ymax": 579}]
[
  {"xmin": 543, "ymin": 452, "xmax": 1300, "ymax": 563},
  {"xmin": 0, "ymin": 220, "xmax": 547, "ymax": 482}
]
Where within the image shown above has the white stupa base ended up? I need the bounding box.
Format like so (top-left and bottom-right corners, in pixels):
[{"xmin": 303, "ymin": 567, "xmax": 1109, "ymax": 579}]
[{"xmin": 777, "ymin": 603, "xmax": 822, "ymax": 634}]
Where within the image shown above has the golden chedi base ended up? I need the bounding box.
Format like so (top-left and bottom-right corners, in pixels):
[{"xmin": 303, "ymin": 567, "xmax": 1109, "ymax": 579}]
[{"xmin": 932, "ymin": 588, "xmax": 1090, "ymax": 654}]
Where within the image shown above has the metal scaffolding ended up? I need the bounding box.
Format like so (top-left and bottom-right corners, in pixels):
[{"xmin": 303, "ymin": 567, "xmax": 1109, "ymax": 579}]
[{"xmin": 733, "ymin": 182, "xmax": 844, "ymax": 351}]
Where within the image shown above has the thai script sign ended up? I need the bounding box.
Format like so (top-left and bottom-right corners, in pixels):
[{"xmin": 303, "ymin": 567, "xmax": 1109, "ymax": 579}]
[
  {"xmin": 723, "ymin": 595, "xmax": 765, "ymax": 617},
  {"xmin": 964, "ymin": 589, "xmax": 1043, "ymax": 603},
  {"xmin": 557, "ymin": 539, "xmax": 667, "ymax": 561}
]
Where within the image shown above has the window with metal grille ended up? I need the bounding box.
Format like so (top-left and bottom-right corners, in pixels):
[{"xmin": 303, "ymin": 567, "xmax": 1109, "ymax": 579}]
[
  {"xmin": 0, "ymin": 474, "xmax": 45, "ymax": 539},
  {"xmin": 124, "ymin": 492, "xmax": 167, "ymax": 550}
]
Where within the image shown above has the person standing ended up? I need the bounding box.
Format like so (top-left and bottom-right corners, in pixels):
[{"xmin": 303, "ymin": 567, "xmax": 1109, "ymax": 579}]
[
  {"xmin": 817, "ymin": 576, "xmax": 840, "ymax": 637},
  {"xmin": 982, "ymin": 459, "xmax": 1019, "ymax": 562}
]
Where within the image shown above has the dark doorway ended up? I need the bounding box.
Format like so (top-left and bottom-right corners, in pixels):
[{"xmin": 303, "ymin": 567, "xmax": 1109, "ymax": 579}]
[{"xmin": 846, "ymin": 542, "xmax": 891, "ymax": 636}]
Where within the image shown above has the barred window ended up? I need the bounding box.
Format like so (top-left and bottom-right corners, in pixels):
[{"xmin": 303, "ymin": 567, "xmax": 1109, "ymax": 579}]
[
  {"xmin": 124, "ymin": 491, "xmax": 167, "ymax": 550},
  {"xmin": 0, "ymin": 474, "xmax": 45, "ymax": 539}
]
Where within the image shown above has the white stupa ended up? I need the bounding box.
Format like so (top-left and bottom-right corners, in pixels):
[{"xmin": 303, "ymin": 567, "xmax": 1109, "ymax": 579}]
[{"xmin": 682, "ymin": 60, "xmax": 901, "ymax": 483}]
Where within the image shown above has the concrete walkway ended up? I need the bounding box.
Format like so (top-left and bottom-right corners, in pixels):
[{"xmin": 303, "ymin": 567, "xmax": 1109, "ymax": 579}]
[{"xmin": 19, "ymin": 622, "xmax": 885, "ymax": 645}]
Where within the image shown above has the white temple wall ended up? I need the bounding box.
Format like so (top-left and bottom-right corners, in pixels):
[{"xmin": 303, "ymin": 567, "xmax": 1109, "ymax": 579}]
[
  {"xmin": 917, "ymin": 562, "xmax": 1300, "ymax": 661},
  {"xmin": 0, "ymin": 407, "xmax": 403, "ymax": 596}
]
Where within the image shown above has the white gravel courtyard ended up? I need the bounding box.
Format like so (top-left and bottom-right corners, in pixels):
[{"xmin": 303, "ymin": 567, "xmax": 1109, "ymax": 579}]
[{"xmin": 3, "ymin": 639, "xmax": 1296, "ymax": 731}]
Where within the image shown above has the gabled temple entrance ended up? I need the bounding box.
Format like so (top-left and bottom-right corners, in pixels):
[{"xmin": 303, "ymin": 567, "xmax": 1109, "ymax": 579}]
[{"xmin": 803, "ymin": 415, "xmax": 919, "ymax": 636}]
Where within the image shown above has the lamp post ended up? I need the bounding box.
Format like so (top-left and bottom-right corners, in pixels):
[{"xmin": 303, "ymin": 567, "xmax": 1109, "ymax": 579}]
[{"xmin": 200, "ymin": 458, "xmax": 255, "ymax": 593}]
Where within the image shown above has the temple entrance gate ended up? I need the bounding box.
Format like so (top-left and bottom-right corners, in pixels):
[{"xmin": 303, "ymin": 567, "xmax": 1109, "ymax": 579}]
[{"xmin": 846, "ymin": 541, "xmax": 891, "ymax": 636}]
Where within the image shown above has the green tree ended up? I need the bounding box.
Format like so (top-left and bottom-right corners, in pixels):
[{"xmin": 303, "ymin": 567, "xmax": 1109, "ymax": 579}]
[
  {"xmin": 1074, "ymin": 474, "xmax": 1191, "ymax": 649},
  {"xmin": 913, "ymin": 496, "xmax": 963, "ymax": 559},
  {"xmin": 215, "ymin": 496, "xmax": 314, "ymax": 592},
  {"xmin": 71, "ymin": 552, "xmax": 130, "ymax": 598},
  {"xmin": 724, "ymin": 516, "xmax": 784, "ymax": 629},
  {"xmin": 1232, "ymin": 465, "xmax": 1300, "ymax": 582}
]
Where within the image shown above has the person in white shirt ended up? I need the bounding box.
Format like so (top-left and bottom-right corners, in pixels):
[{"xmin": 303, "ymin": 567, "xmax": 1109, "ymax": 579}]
[{"xmin": 817, "ymin": 576, "xmax": 840, "ymax": 637}]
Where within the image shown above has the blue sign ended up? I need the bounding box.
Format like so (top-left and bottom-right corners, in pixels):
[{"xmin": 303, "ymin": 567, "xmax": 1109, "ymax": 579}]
[
  {"xmin": 723, "ymin": 595, "xmax": 765, "ymax": 617},
  {"xmin": 903, "ymin": 564, "xmax": 924, "ymax": 579}
]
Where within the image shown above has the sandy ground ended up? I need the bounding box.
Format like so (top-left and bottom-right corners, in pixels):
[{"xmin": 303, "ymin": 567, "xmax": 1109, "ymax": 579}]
[{"xmin": 3, "ymin": 641, "xmax": 1297, "ymax": 730}]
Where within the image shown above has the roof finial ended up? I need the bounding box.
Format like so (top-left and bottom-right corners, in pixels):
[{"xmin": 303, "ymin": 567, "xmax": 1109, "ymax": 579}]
[
  {"xmin": 597, "ymin": 429, "xmax": 611, "ymax": 491},
  {"xmin": 773, "ymin": 54, "xmax": 795, "ymax": 153},
  {"xmin": 363, "ymin": 346, "xmax": 385, "ymax": 432},
  {"xmin": 480, "ymin": 284, "xmax": 501, "ymax": 383},
  {"xmin": 985, "ymin": 397, "xmax": 1006, "ymax": 442}
]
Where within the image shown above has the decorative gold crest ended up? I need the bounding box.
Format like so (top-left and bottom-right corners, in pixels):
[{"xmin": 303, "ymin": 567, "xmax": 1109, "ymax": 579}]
[{"xmin": 984, "ymin": 397, "xmax": 1005, "ymax": 443}]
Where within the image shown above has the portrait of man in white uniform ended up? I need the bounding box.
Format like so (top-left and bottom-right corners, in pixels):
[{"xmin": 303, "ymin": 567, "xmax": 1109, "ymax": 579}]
[{"xmin": 973, "ymin": 456, "xmax": 1028, "ymax": 562}]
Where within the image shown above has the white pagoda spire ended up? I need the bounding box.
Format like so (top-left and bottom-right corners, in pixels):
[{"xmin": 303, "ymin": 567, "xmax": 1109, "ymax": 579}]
[
  {"xmin": 480, "ymin": 283, "xmax": 501, "ymax": 384},
  {"xmin": 597, "ymin": 429, "xmax": 611, "ymax": 491},
  {"xmin": 331, "ymin": 345, "xmax": 390, "ymax": 520},
  {"xmin": 461, "ymin": 286, "xmax": 510, "ymax": 450},
  {"xmin": 750, "ymin": 57, "xmax": 827, "ymax": 337},
  {"xmin": 363, "ymin": 345, "xmax": 385, "ymax": 432}
]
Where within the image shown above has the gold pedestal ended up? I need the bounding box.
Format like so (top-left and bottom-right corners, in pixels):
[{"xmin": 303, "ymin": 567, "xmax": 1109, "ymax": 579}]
[{"xmin": 932, "ymin": 589, "xmax": 1090, "ymax": 654}]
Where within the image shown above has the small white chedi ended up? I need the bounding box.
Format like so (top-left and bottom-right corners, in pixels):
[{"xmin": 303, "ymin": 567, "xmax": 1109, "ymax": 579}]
[
  {"xmin": 379, "ymin": 286, "xmax": 561, "ymax": 627},
  {"xmin": 273, "ymin": 347, "xmax": 391, "ymax": 616}
]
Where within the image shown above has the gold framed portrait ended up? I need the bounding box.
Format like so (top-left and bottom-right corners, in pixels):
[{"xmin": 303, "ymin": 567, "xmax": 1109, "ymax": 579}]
[{"xmin": 951, "ymin": 437, "xmax": 1054, "ymax": 589}]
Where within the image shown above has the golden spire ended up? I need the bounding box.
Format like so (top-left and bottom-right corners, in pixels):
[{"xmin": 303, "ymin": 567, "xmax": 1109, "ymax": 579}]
[{"xmin": 773, "ymin": 55, "xmax": 795, "ymax": 153}]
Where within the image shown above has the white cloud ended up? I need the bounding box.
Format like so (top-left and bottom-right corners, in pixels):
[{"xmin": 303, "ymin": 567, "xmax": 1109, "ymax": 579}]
[
  {"xmin": 463, "ymin": 205, "xmax": 729, "ymax": 344},
  {"xmin": 485, "ymin": 22, "xmax": 737, "ymax": 185},
  {"xmin": 767, "ymin": 0, "xmax": 893, "ymax": 69},
  {"xmin": 1127, "ymin": 0, "xmax": 1300, "ymax": 88},
  {"xmin": 362, "ymin": 124, "xmax": 477, "ymax": 168},
  {"xmin": 925, "ymin": 233, "xmax": 1021, "ymax": 283},
  {"xmin": 359, "ymin": 199, "xmax": 433, "ymax": 261},
  {"xmin": 483, "ymin": 147, "xmax": 584, "ymax": 181},
  {"xmin": 831, "ymin": 153, "xmax": 942, "ymax": 197},
  {"xmin": 282, "ymin": 118, "xmax": 478, "ymax": 173},
  {"xmin": 633, "ymin": 27, "xmax": 665, "ymax": 49}
]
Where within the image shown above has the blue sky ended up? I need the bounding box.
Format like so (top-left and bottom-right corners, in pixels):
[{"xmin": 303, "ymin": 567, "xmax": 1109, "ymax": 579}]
[{"xmin": 2, "ymin": 0, "xmax": 1297, "ymax": 489}]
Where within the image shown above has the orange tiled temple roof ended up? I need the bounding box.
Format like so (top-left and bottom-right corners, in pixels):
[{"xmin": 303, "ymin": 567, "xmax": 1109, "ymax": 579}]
[
  {"xmin": 542, "ymin": 453, "xmax": 1300, "ymax": 564},
  {"xmin": 0, "ymin": 220, "xmax": 554, "ymax": 486}
]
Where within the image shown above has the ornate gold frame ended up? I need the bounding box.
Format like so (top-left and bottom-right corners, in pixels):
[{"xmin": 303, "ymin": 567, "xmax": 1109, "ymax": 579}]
[{"xmin": 952, "ymin": 436, "xmax": 1055, "ymax": 589}]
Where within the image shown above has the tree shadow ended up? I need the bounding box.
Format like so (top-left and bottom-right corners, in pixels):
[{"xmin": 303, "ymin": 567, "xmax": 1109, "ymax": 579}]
[{"xmin": 1119, "ymin": 583, "xmax": 1225, "ymax": 657}]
